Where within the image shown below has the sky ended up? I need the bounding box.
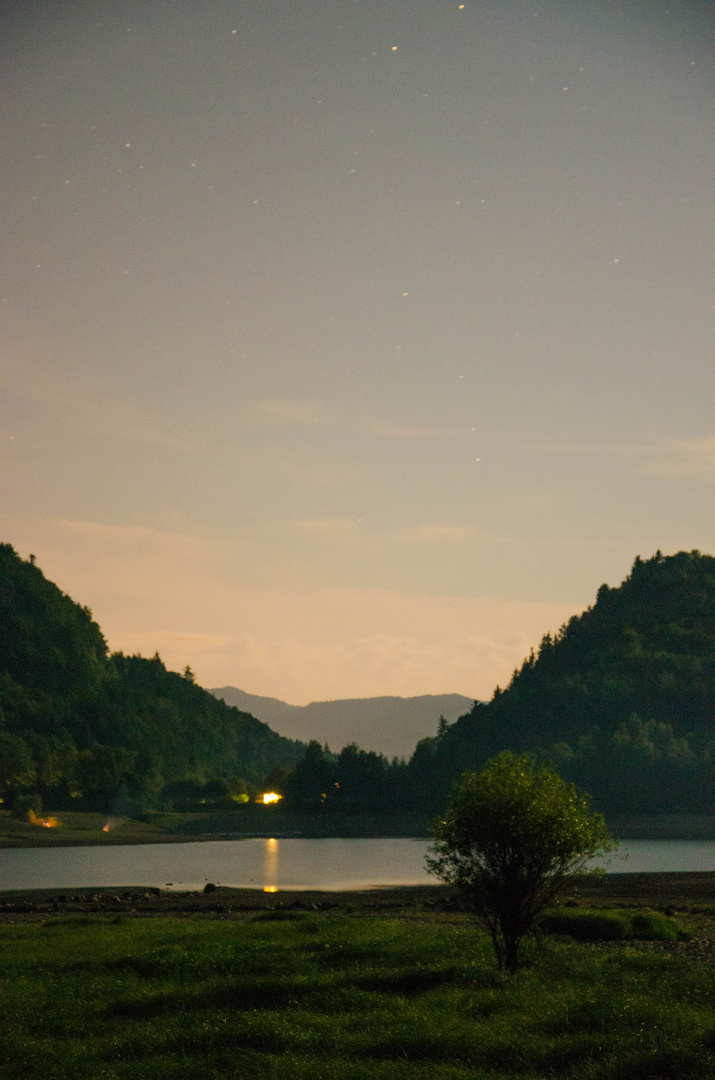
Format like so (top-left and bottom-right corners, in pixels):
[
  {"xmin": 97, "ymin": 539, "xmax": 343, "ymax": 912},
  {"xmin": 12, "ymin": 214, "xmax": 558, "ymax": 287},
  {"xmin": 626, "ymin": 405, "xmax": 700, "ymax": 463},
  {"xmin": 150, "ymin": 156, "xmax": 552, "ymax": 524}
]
[{"xmin": 3, "ymin": 0, "xmax": 713, "ymax": 706}]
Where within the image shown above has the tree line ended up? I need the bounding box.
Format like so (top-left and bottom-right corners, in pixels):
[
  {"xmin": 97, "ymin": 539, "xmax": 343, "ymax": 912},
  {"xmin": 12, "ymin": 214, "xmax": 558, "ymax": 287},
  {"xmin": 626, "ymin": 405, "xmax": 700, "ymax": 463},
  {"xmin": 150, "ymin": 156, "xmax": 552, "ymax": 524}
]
[
  {"xmin": 405, "ymin": 551, "xmax": 715, "ymax": 817},
  {"xmin": 2, "ymin": 544, "xmax": 714, "ymax": 820},
  {"xmin": 0, "ymin": 544, "xmax": 303, "ymax": 816},
  {"xmin": 283, "ymin": 551, "xmax": 715, "ymax": 819}
]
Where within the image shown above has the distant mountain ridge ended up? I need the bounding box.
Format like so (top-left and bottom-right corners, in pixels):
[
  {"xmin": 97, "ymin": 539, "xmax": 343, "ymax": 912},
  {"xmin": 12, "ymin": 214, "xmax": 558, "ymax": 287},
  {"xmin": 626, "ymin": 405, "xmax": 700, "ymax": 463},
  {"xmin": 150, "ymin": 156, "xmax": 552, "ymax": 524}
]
[{"xmin": 210, "ymin": 687, "xmax": 477, "ymax": 759}]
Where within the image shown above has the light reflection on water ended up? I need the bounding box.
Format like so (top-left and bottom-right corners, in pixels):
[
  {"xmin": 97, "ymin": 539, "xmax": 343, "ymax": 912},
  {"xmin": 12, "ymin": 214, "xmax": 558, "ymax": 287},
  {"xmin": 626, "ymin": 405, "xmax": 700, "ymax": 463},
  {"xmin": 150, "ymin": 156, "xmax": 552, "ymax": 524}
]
[
  {"xmin": 1, "ymin": 837, "xmax": 714, "ymax": 893},
  {"xmin": 263, "ymin": 837, "xmax": 278, "ymax": 893}
]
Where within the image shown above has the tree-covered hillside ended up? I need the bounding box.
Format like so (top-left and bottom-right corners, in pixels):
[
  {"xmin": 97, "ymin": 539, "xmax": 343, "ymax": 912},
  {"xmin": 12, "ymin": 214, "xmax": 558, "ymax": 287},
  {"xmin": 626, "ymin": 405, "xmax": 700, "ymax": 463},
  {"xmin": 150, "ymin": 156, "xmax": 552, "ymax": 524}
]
[
  {"xmin": 0, "ymin": 544, "xmax": 303, "ymax": 814},
  {"xmin": 404, "ymin": 551, "xmax": 715, "ymax": 816},
  {"xmin": 4, "ymin": 544, "xmax": 713, "ymax": 824}
]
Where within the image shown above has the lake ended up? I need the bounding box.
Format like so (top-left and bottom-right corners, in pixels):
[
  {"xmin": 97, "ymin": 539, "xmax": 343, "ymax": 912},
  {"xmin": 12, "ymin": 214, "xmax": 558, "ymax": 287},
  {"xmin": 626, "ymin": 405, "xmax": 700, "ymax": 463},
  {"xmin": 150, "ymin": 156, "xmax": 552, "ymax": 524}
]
[{"xmin": 2, "ymin": 838, "xmax": 715, "ymax": 893}]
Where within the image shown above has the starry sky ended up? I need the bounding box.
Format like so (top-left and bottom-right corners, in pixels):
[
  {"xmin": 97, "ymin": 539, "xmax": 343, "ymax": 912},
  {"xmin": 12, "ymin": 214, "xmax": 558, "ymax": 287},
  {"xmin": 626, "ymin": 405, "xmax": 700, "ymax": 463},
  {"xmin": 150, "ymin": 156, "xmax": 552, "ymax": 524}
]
[{"xmin": 3, "ymin": 0, "xmax": 714, "ymax": 705}]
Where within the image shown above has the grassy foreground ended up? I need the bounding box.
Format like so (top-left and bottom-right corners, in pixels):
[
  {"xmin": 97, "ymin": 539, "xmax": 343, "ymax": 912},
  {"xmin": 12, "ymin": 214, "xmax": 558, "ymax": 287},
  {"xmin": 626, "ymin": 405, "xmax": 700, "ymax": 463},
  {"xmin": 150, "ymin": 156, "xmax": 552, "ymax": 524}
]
[{"xmin": 1, "ymin": 907, "xmax": 714, "ymax": 1080}]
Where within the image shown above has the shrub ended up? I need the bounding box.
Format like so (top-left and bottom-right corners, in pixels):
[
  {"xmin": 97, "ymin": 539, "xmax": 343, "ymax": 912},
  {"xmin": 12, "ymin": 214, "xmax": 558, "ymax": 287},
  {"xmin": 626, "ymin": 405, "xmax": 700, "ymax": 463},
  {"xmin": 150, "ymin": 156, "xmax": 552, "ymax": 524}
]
[
  {"xmin": 541, "ymin": 908, "xmax": 678, "ymax": 941},
  {"xmin": 427, "ymin": 752, "xmax": 617, "ymax": 971},
  {"xmin": 541, "ymin": 910, "xmax": 629, "ymax": 940},
  {"xmin": 630, "ymin": 911, "xmax": 678, "ymax": 941}
]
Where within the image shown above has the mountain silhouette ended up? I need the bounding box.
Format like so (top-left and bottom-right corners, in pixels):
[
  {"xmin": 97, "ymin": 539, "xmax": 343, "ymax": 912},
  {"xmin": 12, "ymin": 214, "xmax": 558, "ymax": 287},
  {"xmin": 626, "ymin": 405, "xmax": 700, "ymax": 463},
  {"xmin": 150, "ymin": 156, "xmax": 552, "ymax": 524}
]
[{"xmin": 210, "ymin": 687, "xmax": 476, "ymax": 759}]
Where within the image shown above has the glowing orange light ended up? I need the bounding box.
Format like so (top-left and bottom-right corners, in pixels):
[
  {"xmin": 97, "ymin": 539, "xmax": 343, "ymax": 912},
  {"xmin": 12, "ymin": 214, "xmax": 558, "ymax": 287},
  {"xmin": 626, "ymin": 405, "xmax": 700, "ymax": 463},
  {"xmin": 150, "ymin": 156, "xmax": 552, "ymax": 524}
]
[
  {"xmin": 261, "ymin": 792, "xmax": 282, "ymax": 804},
  {"xmin": 28, "ymin": 810, "xmax": 61, "ymax": 828},
  {"xmin": 264, "ymin": 885, "xmax": 278, "ymax": 893}
]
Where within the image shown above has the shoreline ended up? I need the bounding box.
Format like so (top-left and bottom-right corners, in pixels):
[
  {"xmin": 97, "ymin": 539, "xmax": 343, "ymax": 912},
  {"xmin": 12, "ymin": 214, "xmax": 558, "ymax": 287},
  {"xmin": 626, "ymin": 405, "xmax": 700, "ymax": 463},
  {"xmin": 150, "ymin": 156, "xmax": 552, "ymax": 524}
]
[
  {"xmin": 1, "ymin": 873, "xmax": 714, "ymax": 922},
  {"xmin": 2, "ymin": 809, "xmax": 715, "ymax": 848}
]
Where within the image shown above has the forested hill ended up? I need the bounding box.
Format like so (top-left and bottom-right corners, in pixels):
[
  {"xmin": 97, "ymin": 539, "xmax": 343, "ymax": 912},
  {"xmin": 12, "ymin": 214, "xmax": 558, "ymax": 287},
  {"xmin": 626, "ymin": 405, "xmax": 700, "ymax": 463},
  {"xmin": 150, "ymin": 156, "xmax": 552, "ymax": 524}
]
[
  {"xmin": 406, "ymin": 551, "xmax": 715, "ymax": 816},
  {"xmin": 0, "ymin": 544, "xmax": 304, "ymax": 813},
  {"xmin": 4, "ymin": 544, "xmax": 714, "ymax": 823}
]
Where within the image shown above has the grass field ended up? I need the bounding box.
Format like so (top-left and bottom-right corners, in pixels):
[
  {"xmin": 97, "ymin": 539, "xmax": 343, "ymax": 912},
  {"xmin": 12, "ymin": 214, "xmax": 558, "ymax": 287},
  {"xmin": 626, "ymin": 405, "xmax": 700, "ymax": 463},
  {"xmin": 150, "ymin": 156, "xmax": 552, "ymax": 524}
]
[{"xmin": 1, "ymin": 906, "xmax": 714, "ymax": 1080}]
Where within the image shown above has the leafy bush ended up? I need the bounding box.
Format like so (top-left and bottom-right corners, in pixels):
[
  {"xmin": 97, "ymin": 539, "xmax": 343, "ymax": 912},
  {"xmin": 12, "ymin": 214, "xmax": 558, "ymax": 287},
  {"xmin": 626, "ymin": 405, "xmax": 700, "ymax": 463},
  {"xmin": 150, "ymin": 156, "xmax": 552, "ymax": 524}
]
[
  {"xmin": 427, "ymin": 752, "xmax": 617, "ymax": 970},
  {"xmin": 631, "ymin": 911, "xmax": 678, "ymax": 941},
  {"xmin": 541, "ymin": 910, "xmax": 629, "ymax": 940},
  {"xmin": 541, "ymin": 908, "xmax": 678, "ymax": 941}
]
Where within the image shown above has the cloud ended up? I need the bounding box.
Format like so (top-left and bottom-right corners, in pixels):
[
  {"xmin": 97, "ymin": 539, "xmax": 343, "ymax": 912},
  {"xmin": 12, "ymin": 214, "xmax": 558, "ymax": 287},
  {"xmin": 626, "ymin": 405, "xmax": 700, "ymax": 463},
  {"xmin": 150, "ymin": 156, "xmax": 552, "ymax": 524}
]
[
  {"xmin": 365, "ymin": 422, "xmax": 442, "ymax": 439},
  {"xmin": 632, "ymin": 437, "xmax": 715, "ymax": 478},
  {"xmin": 241, "ymin": 399, "xmax": 326, "ymax": 429},
  {"xmin": 544, "ymin": 436, "xmax": 715, "ymax": 479},
  {"xmin": 292, "ymin": 518, "xmax": 359, "ymax": 534},
  {"xmin": 10, "ymin": 381, "xmax": 183, "ymax": 452},
  {"xmin": 290, "ymin": 521, "xmax": 519, "ymax": 546},
  {"xmin": 51, "ymin": 518, "xmax": 214, "ymax": 552},
  {"xmin": 402, "ymin": 525, "xmax": 476, "ymax": 541},
  {"xmin": 116, "ymin": 621, "xmax": 566, "ymax": 706},
  {"xmin": 398, "ymin": 524, "xmax": 523, "ymax": 547},
  {"xmin": 118, "ymin": 630, "xmax": 239, "ymax": 657},
  {"xmin": 10, "ymin": 517, "xmax": 579, "ymax": 705},
  {"xmin": 28, "ymin": 519, "xmax": 225, "ymax": 613},
  {"xmin": 237, "ymin": 400, "xmax": 444, "ymax": 439},
  {"xmin": 17, "ymin": 382, "xmax": 447, "ymax": 454},
  {"xmin": 97, "ymin": 586, "xmax": 576, "ymax": 704}
]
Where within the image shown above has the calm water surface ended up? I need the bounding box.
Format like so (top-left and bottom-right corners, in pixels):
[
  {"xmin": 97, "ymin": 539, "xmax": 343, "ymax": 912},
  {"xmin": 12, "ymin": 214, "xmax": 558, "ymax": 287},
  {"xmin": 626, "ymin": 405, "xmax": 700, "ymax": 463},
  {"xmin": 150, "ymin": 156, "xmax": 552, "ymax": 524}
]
[{"xmin": 2, "ymin": 838, "xmax": 715, "ymax": 892}]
